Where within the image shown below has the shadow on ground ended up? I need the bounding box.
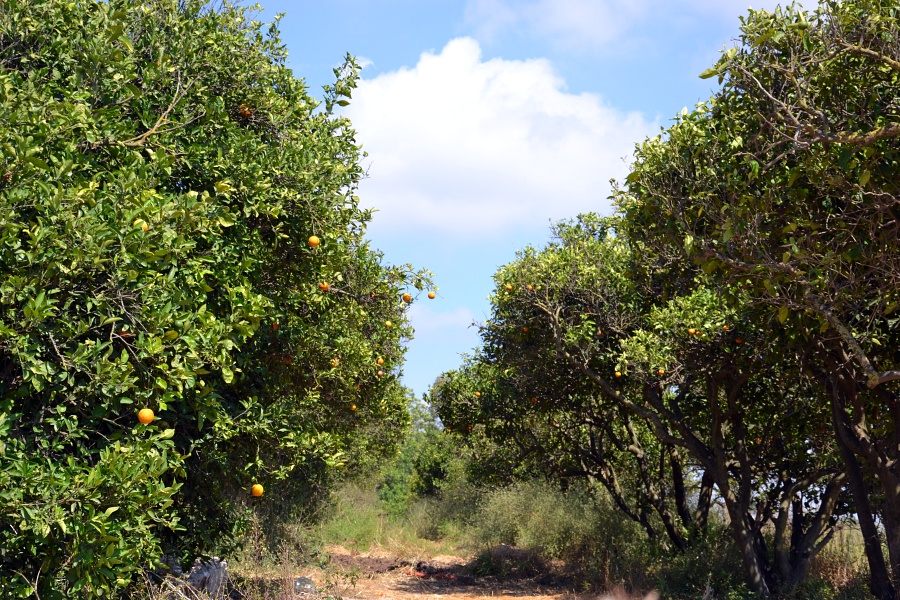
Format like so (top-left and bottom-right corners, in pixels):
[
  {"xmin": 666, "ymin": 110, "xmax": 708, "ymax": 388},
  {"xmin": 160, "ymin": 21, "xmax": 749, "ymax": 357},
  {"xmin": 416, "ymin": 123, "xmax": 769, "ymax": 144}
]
[{"xmin": 325, "ymin": 545, "xmax": 577, "ymax": 598}]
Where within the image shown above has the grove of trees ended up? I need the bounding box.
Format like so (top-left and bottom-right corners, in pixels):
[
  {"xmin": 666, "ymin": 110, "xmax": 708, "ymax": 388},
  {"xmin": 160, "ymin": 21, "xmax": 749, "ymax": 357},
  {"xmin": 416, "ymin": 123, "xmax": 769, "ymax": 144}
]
[
  {"xmin": 432, "ymin": 1, "xmax": 900, "ymax": 598},
  {"xmin": 0, "ymin": 0, "xmax": 430, "ymax": 597}
]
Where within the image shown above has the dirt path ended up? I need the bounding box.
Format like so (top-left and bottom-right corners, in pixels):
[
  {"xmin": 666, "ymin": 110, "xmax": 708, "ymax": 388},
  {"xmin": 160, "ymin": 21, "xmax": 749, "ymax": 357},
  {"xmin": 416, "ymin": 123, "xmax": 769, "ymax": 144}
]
[{"xmin": 301, "ymin": 546, "xmax": 593, "ymax": 600}]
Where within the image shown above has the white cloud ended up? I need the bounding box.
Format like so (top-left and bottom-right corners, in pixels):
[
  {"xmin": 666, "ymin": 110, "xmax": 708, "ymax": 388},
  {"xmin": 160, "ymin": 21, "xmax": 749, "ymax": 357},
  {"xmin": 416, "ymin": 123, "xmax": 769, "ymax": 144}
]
[
  {"xmin": 346, "ymin": 37, "xmax": 655, "ymax": 236},
  {"xmin": 464, "ymin": 0, "xmax": 792, "ymax": 52}
]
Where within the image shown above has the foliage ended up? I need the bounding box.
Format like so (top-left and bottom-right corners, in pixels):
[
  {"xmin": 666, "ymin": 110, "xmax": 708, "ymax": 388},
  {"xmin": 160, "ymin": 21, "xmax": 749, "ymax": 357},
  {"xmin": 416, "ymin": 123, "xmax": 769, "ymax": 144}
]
[
  {"xmin": 432, "ymin": 213, "xmax": 851, "ymax": 597},
  {"xmin": 617, "ymin": 1, "xmax": 900, "ymax": 596},
  {"xmin": 0, "ymin": 0, "xmax": 429, "ymax": 595}
]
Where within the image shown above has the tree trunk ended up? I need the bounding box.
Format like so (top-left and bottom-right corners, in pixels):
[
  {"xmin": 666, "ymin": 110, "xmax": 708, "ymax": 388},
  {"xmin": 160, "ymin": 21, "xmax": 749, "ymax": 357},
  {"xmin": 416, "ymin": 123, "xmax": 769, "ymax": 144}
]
[
  {"xmin": 831, "ymin": 380, "xmax": 896, "ymax": 600},
  {"xmin": 693, "ymin": 469, "xmax": 714, "ymax": 532},
  {"xmin": 728, "ymin": 507, "xmax": 773, "ymax": 598}
]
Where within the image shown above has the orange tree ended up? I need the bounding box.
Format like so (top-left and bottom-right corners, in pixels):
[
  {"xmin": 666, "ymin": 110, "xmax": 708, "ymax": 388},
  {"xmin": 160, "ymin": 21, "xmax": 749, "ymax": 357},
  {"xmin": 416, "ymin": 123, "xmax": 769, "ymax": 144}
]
[
  {"xmin": 432, "ymin": 215, "xmax": 848, "ymax": 597},
  {"xmin": 618, "ymin": 2, "xmax": 900, "ymax": 596},
  {"xmin": 0, "ymin": 0, "xmax": 429, "ymax": 596}
]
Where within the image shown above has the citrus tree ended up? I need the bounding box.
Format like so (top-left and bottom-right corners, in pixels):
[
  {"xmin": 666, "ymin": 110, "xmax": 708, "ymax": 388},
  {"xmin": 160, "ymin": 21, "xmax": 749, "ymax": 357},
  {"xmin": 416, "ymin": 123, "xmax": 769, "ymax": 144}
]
[
  {"xmin": 0, "ymin": 0, "xmax": 430, "ymax": 596},
  {"xmin": 618, "ymin": 2, "xmax": 900, "ymax": 596},
  {"xmin": 433, "ymin": 215, "xmax": 848, "ymax": 597}
]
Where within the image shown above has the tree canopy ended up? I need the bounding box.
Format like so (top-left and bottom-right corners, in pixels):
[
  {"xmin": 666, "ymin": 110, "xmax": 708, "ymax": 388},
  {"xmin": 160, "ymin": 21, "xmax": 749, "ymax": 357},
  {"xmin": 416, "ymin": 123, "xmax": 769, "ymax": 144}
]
[
  {"xmin": 436, "ymin": 1, "xmax": 900, "ymax": 597},
  {"xmin": 0, "ymin": 1, "xmax": 429, "ymax": 596}
]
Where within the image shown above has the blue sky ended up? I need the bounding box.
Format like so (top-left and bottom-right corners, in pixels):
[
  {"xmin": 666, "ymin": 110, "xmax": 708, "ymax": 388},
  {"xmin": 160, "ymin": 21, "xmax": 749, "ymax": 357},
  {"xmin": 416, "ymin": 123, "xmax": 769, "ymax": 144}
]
[{"xmin": 256, "ymin": 0, "xmax": 786, "ymax": 398}]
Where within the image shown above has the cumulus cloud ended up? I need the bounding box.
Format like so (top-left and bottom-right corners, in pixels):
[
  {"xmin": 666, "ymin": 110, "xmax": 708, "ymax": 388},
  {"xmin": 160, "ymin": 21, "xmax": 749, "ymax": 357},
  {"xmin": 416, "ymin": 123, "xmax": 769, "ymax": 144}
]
[
  {"xmin": 345, "ymin": 37, "xmax": 655, "ymax": 236},
  {"xmin": 464, "ymin": 0, "xmax": 792, "ymax": 52}
]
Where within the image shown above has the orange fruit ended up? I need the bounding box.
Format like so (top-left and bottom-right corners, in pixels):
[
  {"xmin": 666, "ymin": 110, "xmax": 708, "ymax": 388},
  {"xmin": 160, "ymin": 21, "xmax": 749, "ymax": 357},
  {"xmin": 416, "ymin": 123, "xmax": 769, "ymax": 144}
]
[
  {"xmin": 308, "ymin": 235, "xmax": 320, "ymax": 247},
  {"xmin": 687, "ymin": 328, "xmax": 696, "ymax": 335},
  {"xmin": 350, "ymin": 404, "xmax": 357, "ymax": 411},
  {"xmin": 239, "ymin": 104, "xmax": 253, "ymax": 117},
  {"xmin": 377, "ymin": 369, "xmax": 384, "ymax": 377},
  {"xmin": 658, "ymin": 368, "xmax": 665, "ymax": 376},
  {"xmin": 251, "ymin": 484, "xmax": 264, "ymax": 497},
  {"xmin": 318, "ymin": 282, "xmax": 330, "ymax": 291},
  {"xmin": 466, "ymin": 425, "xmax": 472, "ymax": 431},
  {"xmin": 531, "ymin": 397, "xmax": 537, "ymax": 403},
  {"xmin": 505, "ymin": 284, "xmax": 513, "ymax": 291},
  {"xmin": 427, "ymin": 292, "xmax": 436, "ymax": 299},
  {"xmin": 138, "ymin": 408, "xmax": 155, "ymax": 424},
  {"xmin": 523, "ymin": 326, "xmax": 529, "ymax": 333},
  {"xmin": 376, "ymin": 357, "xmax": 384, "ymax": 366},
  {"xmin": 330, "ymin": 358, "xmax": 339, "ymax": 368},
  {"xmin": 722, "ymin": 325, "xmax": 729, "ymax": 331},
  {"xmin": 402, "ymin": 293, "xmax": 412, "ymax": 303},
  {"xmin": 526, "ymin": 285, "xmax": 533, "ymax": 291},
  {"xmin": 615, "ymin": 371, "xmax": 622, "ymax": 378},
  {"xmin": 272, "ymin": 322, "xmax": 278, "ymax": 331},
  {"xmin": 384, "ymin": 320, "xmax": 392, "ymax": 328},
  {"xmin": 133, "ymin": 218, "xmax": 149, "ymax": 232},
  {"xmin": 475, "ymin": 392, "xmax": 481, "ymax": 397},
  {"xmin": 596, "ymin": 329, "xmax": 602, "ymax": 336}
]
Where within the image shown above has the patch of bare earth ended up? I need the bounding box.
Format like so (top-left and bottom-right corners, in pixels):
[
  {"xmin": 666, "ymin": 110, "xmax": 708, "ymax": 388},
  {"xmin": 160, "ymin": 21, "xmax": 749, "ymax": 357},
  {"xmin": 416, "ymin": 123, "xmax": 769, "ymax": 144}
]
[{"xmin": 303, "ymin": 546, "xmax": 597, "ymax": 600}]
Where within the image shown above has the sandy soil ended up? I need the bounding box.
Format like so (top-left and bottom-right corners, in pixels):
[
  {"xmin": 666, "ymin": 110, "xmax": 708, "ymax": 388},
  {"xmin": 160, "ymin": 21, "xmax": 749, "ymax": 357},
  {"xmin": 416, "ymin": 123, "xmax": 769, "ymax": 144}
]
[{"xmin": 293, "ymin": 546, "xmax": 606, "ymax": 600}]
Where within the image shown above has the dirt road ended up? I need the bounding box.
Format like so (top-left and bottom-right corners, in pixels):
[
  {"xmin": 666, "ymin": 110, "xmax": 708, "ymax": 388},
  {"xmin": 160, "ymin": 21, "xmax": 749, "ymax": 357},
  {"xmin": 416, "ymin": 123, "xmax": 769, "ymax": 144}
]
[{"xmin": 295, "ymin": 547, "xmax": 645, "ymax": 600}]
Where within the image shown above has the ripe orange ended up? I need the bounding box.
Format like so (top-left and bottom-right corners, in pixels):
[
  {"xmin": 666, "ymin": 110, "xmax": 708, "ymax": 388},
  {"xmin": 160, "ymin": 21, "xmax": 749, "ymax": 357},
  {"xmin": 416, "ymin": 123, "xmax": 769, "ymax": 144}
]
[
  {"xmin": 596, "ymin": 329, "xmax": 603, "ymax": 336},
  {"xmin": 722, "ymin": 325, "xmax": 729, "ymax": 331},
  {"xmin": 523, "ymin": 326, "xmax": 529, "ymax": 333},
  {"xmin": 376, "ymin": 357, "xmax": 384, "ymax": 366},
  {"xmin": 133, "ymin": 218, "xmax": 149, "ymax": 232},
  {"xmin": 239, "ymin": 104, "xmax": 253, "ymax": 117},
  {"xmin": 251, "ymin": 484, "xmax": 264, "ymax": 497},
  {"xmin": 526, "ymin": 285, "xmax": 533, "ymax": 291},
  {"xmin": 138, "ymin": 408, "xmax": 155, "ymax": 424},
  {"xmin": 377, "ymin": 369, "xmax": 384, "ymax": 377},
  {"xmin": 475, "ymin": 392, "xmax": 482, "ymax": 397},
  {"xmin": 505, "ymin": 284, "xmax": 513, "ymax": 291},
  {"xmin": 615, "ymin": 371, "xmax": 622, "ymax": 378},
  {"xmin": 384, "ymin": 320, "xmax": 392, "ymax": 328},
  {"xmin": 658, "ymin": 368, "xmax": 665, "ymax": 376},
  {"xmin": 308, "ymin": 235, "xmax": 320, "ymax": 247},
  {"xmin": 428, "ymin": 291, "xmax": 436, "ymax": 299},
  {"xmin": 318, "ymin": 282, "xmax": 329, "ymax": 291},
  {"xmin": 531, "ymin": 397, "xmax": 537, "ymax": 403},
  {"xmin": 350, "ymin": 404, "xmax": 357, "ymax": 411},
  {"xmin": 466, "ymin": 425, "xmax": 472, "ymax": 431},
  {"xmin": 402, "ymin": 293, "xmax": 412, "ymax": 303},
  {"xmin": 272, "ymin": 322, "xmax": 278, "ymax": 331},
  {"xmin": 687, "ymin": 328, "xmax": 696, "ymax": 335}
]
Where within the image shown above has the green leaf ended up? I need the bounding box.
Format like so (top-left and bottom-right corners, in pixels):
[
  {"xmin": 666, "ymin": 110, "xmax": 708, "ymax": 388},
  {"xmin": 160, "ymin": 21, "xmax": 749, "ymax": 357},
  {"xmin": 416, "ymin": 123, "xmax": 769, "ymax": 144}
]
[
  {"xmin": 778, "ymin": 305, "xmax": 790, "ymax": 324},
  {"xmin": 25, "ymin": 156, "xmax": 50, "ymax": 170}
]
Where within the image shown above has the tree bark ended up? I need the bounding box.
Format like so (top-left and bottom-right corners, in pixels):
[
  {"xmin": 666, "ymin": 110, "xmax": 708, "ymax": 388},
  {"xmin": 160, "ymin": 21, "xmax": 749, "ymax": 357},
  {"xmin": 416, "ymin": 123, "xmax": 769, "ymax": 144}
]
[{"xmin": 830, "ymin": 378, "xmax": 896, "ymax": 600}]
